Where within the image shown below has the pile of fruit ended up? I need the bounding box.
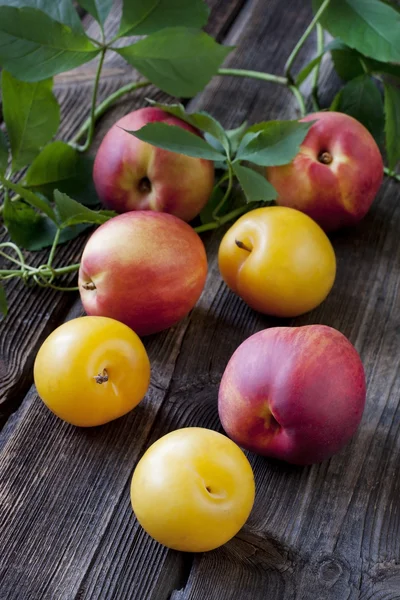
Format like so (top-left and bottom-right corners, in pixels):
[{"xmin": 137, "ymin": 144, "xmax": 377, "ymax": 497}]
[{"xmin": 34, "ymin": 107, "xmax": 382, "ymax": 553}]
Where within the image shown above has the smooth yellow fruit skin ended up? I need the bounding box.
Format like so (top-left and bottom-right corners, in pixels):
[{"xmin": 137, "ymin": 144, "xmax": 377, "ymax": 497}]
[
  {"xmin": 218, "ymin": 206, "xmax": 336, "ymax": 317},
  {"xmin": 34, "ymin": 316, "xmax": 150, "ymax": 427},
  {"xmin": 130, "ymin": 428, "xmax": 255, "ymax": 552}
]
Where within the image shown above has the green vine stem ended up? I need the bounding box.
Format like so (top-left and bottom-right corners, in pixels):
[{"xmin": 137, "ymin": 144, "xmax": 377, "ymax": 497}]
[
  {"xmin": 194, "ymin": 204, "xmax": 252, "ymax": 234},
  {"xmin": 75, "ymin": 48, "xmax": 107, "ymax": 152},
  {"xmin": 312, "ymin": 23, "xmax": 324, "ymax": 111},
  {"xmin": 384, "ymin": 167, "xmax": 400, "ymax": 182},
  {"xmin": 284, "ymin": 0, "xmax": 331, "ymax": 83},
  {"xmin": 212, "ymin": 164, "xmax": 234, "ymax": 220},
  {"xmin": 289, "ymin": 86, "xmax": 306, "ymax": 117},
  {"xmin": 217, "ymin": 68, "xmax": 287, "ymax": 86},
  {"xmin": 71, "ymin": 79, "xmax": 152, "ymax": 147}
]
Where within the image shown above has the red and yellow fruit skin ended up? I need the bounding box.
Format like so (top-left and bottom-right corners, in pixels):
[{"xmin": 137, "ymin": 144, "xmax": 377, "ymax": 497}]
[
  {"xmin": 79, "ymin": 211, "xmax": 208, "ymax": 336},
  {"xmin": 93, "ymin": 107, "xmax": 215, "ymax": 222},
  {"xmin": 266, "ymin": 112, "xmax": 384, "ymax": 231},
  {"xmin": 218, "ymin": 325, "xmax": 366, "ymax": 465}
]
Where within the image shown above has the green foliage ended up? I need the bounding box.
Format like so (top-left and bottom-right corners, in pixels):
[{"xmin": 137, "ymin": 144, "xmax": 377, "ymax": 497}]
[
  {"xmin": 330, "ymin": 75, "xmax": 385, "ymax": 145},
  {"xmin": 0, "ymin": 131, "xmax": 8, "ymax": 176},
  {"xmin": 2, "ymin": 71, "xmax": 60, "ymax": 172},
  {"xmin": 119, "ymin": 0, "xmax": 209, "ymax": 37},
  {"xmin": 384, "ymin": 82, "xmax": 400, "ymax": 171},
  {"xmin": 232, "ymin": 164, "xmax": 277, "ymax": 203},
  {"xmin": 313, "ymin": 0, "xmax": 400, "ymax": 63},
  {"xmin": 76, "ymin": 0, "xmax": 113, "ymax": 26},
  {"xmin": 0, "ymin": 6, "xmax": 100, "ymax": 81},
  {"xmin": 235, "ymin": 121, "xmax": 313, "ymax": 166},
  {"xmin": 1, "ymin": 0, "xmax": 83, "ymax": 33},
  {"xmin": 117, "ymin": 28, "xmax": 232, "ymax": 97}
]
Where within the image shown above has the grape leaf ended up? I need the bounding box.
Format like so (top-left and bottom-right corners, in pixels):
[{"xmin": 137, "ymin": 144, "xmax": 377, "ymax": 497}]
[
  {"xmin": 2, "ymin": 71, "xmax": 60, "ymax": 172},
  {"xmin": 233, "ymin": 163, "xmax": 277, "ymax": 203},
  {"xmin": 76, "ymin": 0, "xmax": 113, "ymax": 26},
  {"xmin": 330, "ymin": 75, "xmax": 384, "ymax": 145},
  {"xmin": 313, "ymin": 0, "xmax": 400, "ymax": 63},
  {"xmin": 124, "ymin": 122, "xmax": 226, "ymax": 161},
  {"xmin": 236, "ymin": 120, "xmax": 313, "ymax": 167},
  {"xmin": 1, "ymin": 0, "xmax": 83, "ymax": 33},
  {"xmin": 384, "ymin": 82, "xmax": 400, "ymax": 171},
  {"xmin": 117, "ymin": 28, "xmax": 232, "ymax": 98},
  {"xmin": 119, "ymin": 0, "xmax": 209, "ymax": 37},
  {"xmin": 0, "ymin": 7, "xmax": 100, "ymax": 82}
]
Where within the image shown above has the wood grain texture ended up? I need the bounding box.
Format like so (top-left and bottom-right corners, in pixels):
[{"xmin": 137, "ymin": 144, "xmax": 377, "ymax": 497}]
[
  {"xmin": 1, "ymin": 0, "xmax": 400, "ymax": 599},
  {"xmin": 0, "ymin": 0, "xmax": 246, "ymax": 422}
]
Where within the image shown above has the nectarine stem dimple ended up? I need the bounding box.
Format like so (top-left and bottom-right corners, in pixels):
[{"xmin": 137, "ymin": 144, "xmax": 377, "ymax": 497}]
[
  {"xmin": 82, "ymin": 281, "xmax": 96, "ymax": 291},
  {"xmin": 94, "ymin": 369, "xmax": 108, "ymax": 384},
  {"xmin": 318, "ymin": 151, "xmax": 333, "ymax": 165},
  {"xmin": 235, "ymin": 240, "xmax": 252, "ymax": 253},
  {"xmin": 138, "ymin": 176, "xmax": 152, "ymax": 194}
]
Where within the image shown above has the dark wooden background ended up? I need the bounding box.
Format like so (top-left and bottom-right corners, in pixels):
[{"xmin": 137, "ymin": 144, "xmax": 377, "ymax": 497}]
[{"xmin": 1, "ymin": 1, "xmax": 400, "ymax": 598}]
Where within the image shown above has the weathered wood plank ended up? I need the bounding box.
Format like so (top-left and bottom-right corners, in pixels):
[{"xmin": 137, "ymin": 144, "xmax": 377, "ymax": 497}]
[
  {"xmin": 1, "ymin": 1, "xmax": 400, "ymax": 599},
  {"xmin": 0, "ymin": 0, "xmax": 246, "ymax": 422}
]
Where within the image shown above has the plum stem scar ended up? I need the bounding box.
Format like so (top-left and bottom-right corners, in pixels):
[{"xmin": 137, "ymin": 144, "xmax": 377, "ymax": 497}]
[
  {"xmin": 94, "ymin": 369, "xmax": 108, "ymax": 384},
  {"xmin": 82, "ymin": 281, "xmax": 96, "ymax": 291}
]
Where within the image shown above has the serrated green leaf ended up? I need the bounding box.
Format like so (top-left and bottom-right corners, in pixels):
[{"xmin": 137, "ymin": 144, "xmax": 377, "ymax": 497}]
[
  {"xmin": 331, "ymin": 42, "xmax": 400, "ymax": 81},
  {"xmin": 384, "ymin": 82, "xmax": 400, "ymax": 171},
  {"xmin": 24, "ymin": 141, "xmax": 99, "ymax": 206},
  {"xmin": 0, "ymin": 284, "xmax": 8, "ymax": 318},
  {"xmin": 116, "ymin": 28, "xmax": 232, "ymax": 98},
  {"xmin": 233, "ymin": 163, "xmax": 277, "ymax": 203},
  {"xmin": 2, "ymin": 71, "xmax": 60, "ymax": 173},
  {"xmin": 0, "ymin": 130, "xmax": 9, "ymax": 175},
  {"xmin": 236, "ymin": 120, "xmax": 313, "ymax": 167},
  {"xmin": 226, "ymin": 122, "xmax": 248, "ymax": 155},
  {"xmin": 0, "ymin": 175, "xmax": 57, "ymax": 221},
  {"xmin": 148, "ymin": 100, "xmax": 230, "ymax": 156},
  {"xmin": 119, "ymin": 0, "xmax": 209, "ymax": 37},
  {"xmin": 313, "ymin": 0, "xmax": 400, "ymax": 63},
  {"xmin": 124, "ymin": 122, "xmax": 226, "ymax": 161},
  {"xmin": 331, "ymin": 74, "xmax": 384, "ymax": 145},
  {"xmin": 76, "ymin": 0, "xmax": 113, "ymax": 26},
  {"xmin": 1, "ymin": 0, "xmax": 83, "ymax": 33},
  {"xmin": 0, "ymin": 7, "xmax": 100, "ymax": 82},
  {"xmin": 54, "ymin": 190, "xmax": 112, "ymax": 229},
  {"xmin": 3, "ymin": 198, "xmax": 90, "ymax": 250}
]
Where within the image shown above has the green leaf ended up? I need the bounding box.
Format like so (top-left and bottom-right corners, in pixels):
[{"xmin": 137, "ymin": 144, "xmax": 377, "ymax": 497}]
[
  {"xmin": 2, "ymin": 71, "xmax": 60, "ymax": 172},
  {"xmin": 233, "ymin": 163, "xmax": 277, "ymax": 203},
  {"xmin": 296, "ymin": 40, "xmax": 344, "ymax": 85},
  {"xmin": 1, "ymin": 0, "xmax": 83, "ymax": 33},
  {"xmin": 76, "ymin": 0, "xmax": 113, "ymax": 26},
  {"xmin": 331, "ymin": 42, "xmax": 400, "ymax": 81},
  {"xmin": 384, "ymin": 82, "xmax": 400, "ymax": 171},
  {"xmin": 313, "ymin": 0, "xmax": 400, "ymax": 63},
  {"xmin": 0, "ymin": 284, "xmax": 8, "ymax": 318},
  {"xmin": 330, "ymin": 74, "xmax": 384, "ymax": 145},
  {"xmin": 124, "ymin": 122, "xmax": 226, "ymax": 161},
  {"xmin": 226, "ymin": 122, "xmax": 249, "ymax": 156},
  {"xmin": 0, "ymin": 174, "xmax": 57, "ymax": 221},
  {"xmin": 116, "ymin": 28, "xmax": 232, "ymax": 98},
  {"xmin": 199, "ymin": 186, "xmax": 224, "ymax": 225},
  {"xmin": 148, "ymin": 100, "xmax": 230, "ymax": 156},
  {"xmin": 3, "ymin": 198, "xmax": 90, "ymax": 250},
  {"xmin": 0, "ymin": 130, "xmax": 9, "ymax": 175},
  {"xmin": 119, "ymin": 0, "xmax": 209, "ymax": 37},
  {"xmin": 236, "ymin": 120, "xmax": 314, "ymax": 167},
  {"xmin": 0, "ymin": 7, "xmax": 100, "ymax": 82},
  {"xmin": 53, "ymin": 190, "xmax": 113, "ymax": 228},
  {"xmin": 24, "ymin": 141, "xmax": 99, "ymax": 206}
]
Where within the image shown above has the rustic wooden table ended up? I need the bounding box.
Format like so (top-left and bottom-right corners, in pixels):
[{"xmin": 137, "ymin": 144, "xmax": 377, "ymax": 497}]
[{"xmin": 1, "ymin": 1, "xmax": 400, "ymax": 599}]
